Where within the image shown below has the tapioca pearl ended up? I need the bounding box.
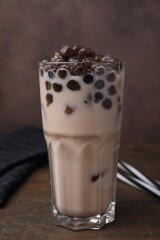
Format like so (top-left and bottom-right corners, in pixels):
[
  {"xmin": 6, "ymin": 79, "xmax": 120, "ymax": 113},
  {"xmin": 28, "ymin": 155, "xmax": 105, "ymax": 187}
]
[
  {"xmin": 95, "ymin": 80, "xmax": 105, "ymax": 89},
  {"xmin": 58, "ymin": 69, "xmax": 67, "ymax": 79},
  {"xmin": 108, "ymin": 85, "xmax": 116, "ymax": 95},
  {"xmin": 68, "ymin": 65, "xmax": 75, "ymax": 75},
  {"xmin": 102, "ymin": 98, "xmax": 112, "ymax": 110},
  {"xmin": 65, "ymin": 105, "xmax": 75, "ymax": 114},
  {"xmin": 83, "ymin": 63, "xmax": 92, "ymax": 73},
  {"xmin": 67, "ymin": 80, "xmax": 81, "ymax": 91},
  {"xmin": 95, "ymin": 66, "xmax": 105, "ymax": 75},
  {"xmin": 46, "ymin": 93, "xmax": 53, "ymax": 106},
  {"xmin": 60, "ymin": 46, "xmax": 73, "ymax": 59},
  {"xmin": 107, "ymin": 72, "xmax": 116, "ymax": 82},
  {"xmin": 86, "ymin": 48, "xmax": 95, "ymax": 58},
  {"xmin": 91, "ymin": 174, "xmax": 100, "ymax": 182},
  {"xmin": 48, "ymin": 70, "xmax": 54, "ymax": 79},
  {"xmin": 78, "ymin": 48, "xmax": 86, "ymax": 59},
  {"xmin": 53, "ymin": 83, "xmax": 63, "ymax": 92},
  {"xmin": 68, "ymin": 56, "xmax": 79, "ymax": 62},
  {"xmin": 45, "ymin": 81, "xmax": 51, "ymax": 90},
  {"xmin": 83, "ymin": 74, "xmax": 94, "ymax": 84},
  {"xmin": 39, "ymin": 68, "xmax": 44, "ymax": 77},
  {"xmin": 72, "ymin": 45, "xmax": 81, "ymax": 55},
  {"xmin": 94, "ymin": 92, "xmax": 104, "ymax": 103},
  {"xmin": 73, "ymin": 65, "xmax": 85, "ymax": 76},
  {"xmin": 78, "ymin": 48, "xmax": 95, "ymax": 59}
]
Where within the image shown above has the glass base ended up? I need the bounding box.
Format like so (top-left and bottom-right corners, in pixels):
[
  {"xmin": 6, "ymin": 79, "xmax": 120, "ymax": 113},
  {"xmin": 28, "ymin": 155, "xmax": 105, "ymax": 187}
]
[{"xmin": 52, "ymin": 202, "xmax": 115, "ymax": 231}]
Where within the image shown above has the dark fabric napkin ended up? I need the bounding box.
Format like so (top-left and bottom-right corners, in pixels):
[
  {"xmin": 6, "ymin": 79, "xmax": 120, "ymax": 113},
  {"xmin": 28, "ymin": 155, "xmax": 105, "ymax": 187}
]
[{"xmin": 0, "ymin": 126, "xmax": 48, "ymax": 207}]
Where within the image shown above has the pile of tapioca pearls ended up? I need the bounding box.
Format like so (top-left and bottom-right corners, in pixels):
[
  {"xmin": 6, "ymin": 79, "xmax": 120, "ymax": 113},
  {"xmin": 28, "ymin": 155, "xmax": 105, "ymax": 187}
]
[{"xmin": 40, "ymin": 66, "xmax": 122, "ymax": 114}]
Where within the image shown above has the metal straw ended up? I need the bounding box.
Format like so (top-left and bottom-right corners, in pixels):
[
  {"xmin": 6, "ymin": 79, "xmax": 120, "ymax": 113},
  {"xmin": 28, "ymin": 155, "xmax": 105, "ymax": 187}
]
[{"xmin": 117, "ymin": 161, "xmax": 160, "ymax": 199}]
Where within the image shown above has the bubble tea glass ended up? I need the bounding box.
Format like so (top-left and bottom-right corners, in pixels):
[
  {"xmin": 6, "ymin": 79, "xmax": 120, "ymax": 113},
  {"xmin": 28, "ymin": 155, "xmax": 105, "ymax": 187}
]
[{"xmin": 38, "ymin": 55, "xmax": 124, "ymax": 230}]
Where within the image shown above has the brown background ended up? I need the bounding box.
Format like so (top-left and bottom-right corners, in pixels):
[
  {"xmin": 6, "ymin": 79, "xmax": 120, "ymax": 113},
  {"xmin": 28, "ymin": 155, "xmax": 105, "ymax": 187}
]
[{"xmin": 0, "ymin": 0, "xmax": 160, "ymax": 142}]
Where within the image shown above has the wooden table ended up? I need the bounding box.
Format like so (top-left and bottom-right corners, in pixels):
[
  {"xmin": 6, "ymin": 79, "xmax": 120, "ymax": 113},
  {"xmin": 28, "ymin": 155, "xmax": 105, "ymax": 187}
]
[{"xmin": 0, "ymin": 144, "xmax": 160, "ymax": 240}]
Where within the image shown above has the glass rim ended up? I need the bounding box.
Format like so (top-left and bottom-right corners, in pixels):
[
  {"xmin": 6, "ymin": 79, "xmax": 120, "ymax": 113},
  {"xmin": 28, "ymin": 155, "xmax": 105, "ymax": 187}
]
[
  {"xmin": 38, "ymin": 60, "xmax": 124, "ymax": 69},
  {"xmin": 39, "ymin": 60, "xmax": 123, "ymax": 64}
]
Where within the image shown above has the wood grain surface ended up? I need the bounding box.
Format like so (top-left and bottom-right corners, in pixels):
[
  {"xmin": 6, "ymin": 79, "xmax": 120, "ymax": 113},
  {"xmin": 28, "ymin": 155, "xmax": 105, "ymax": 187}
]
[{"xmin": 0, "ymin": 143, "xmax": 160, "ymax": 240}]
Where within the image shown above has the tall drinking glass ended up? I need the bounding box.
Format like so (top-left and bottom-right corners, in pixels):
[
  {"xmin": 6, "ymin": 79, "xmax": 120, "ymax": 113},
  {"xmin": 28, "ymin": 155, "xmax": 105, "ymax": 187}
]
[{"xmin": 39, "ymin": 59, "xmax": 124, "ymax": 230}]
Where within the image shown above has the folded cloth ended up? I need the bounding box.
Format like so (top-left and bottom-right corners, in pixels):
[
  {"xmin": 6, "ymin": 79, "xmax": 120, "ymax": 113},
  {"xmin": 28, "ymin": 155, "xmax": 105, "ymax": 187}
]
[{"xmin": 0, "ymin": 126, "xmax": 48, "ymax": 206}]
